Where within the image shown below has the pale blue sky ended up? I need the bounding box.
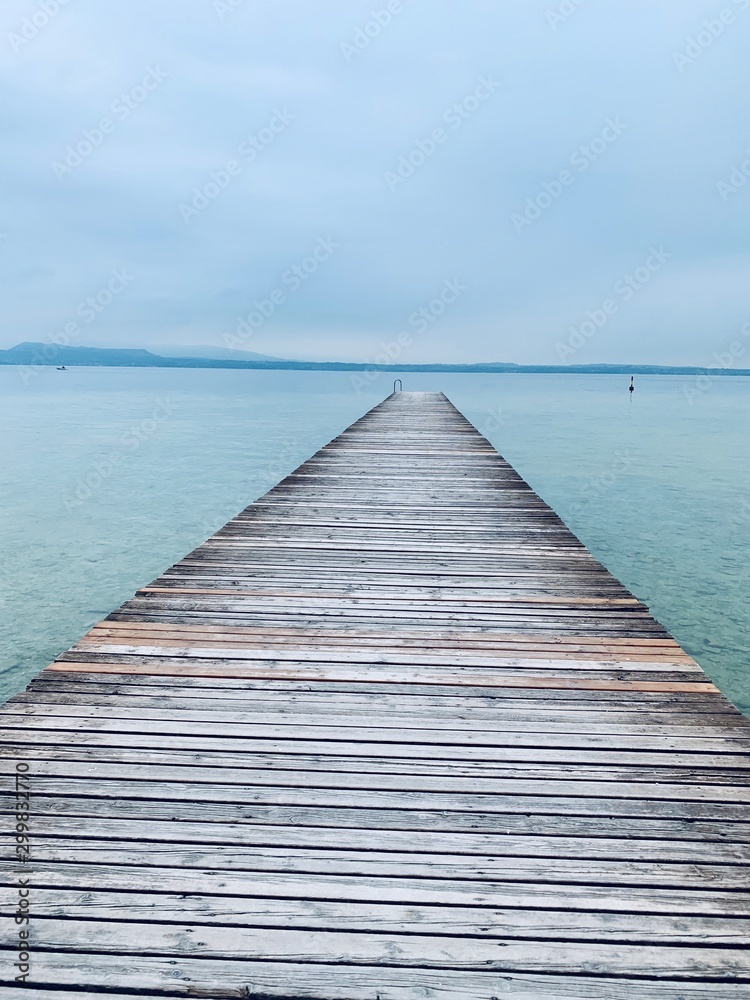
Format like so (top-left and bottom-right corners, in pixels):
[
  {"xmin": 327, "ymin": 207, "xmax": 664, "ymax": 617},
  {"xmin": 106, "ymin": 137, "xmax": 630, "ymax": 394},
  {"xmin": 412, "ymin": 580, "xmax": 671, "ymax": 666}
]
[{"xmin": 1, "ymin": 0, "xmax": 748, "ymax": 363}]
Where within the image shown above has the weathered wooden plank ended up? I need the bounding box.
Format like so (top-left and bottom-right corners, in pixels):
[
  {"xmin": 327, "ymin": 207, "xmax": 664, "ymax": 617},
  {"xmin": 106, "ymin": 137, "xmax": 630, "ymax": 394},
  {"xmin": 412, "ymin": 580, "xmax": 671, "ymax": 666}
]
[
  {"xmin": 4, "ymin": 744, "xmax": 750, "ymax": 785},
  {"xmin": 5, "ymin": 701, "xmax": 744, "ymax": 739},
  {"xmin": 76, "ymin": 636, "xmax": 696, "ymax": 663},
  {"xmin": 8, "ymin": 790, "xmax": 750, "ymax": 825},
  {"xmin": 14, "ymin": 888, "xmax": 750, "ymax": 943},
  {"xmin": 2, "ymin": 918, "xmax": 749, "ymax": 978},
  {"xmin": 11, "ymin": 855, "xmax": 744, "ymax": 900},
  {"xmin": 2, "ymin": 759, "xmax": 749, "ymax": 803},
  {"xmin": 43, "ymin": 664, "xmax": 716, "ymax": 692},
  {"xmin": 1, "ymin": 819, "xmax": 748, "ymax": 864},
  {"xmin": 12, "ymin": 694, "xmax": 739, "ymax": 732},
  {"xmin": 23, "ymin": 674, "xmax": 737, "ymax": 711},
  {"xmin": 4, "ymin": 811, "xmax": 750, "ymax": 846},
  {"xmin": 3, "ymin": 959, "xmax": 750, "ymax": 999},
  {"xmin": 87, "ymin": 621, "xmax": 688, "ymax": 644},
  {"xmin": 55, "ymin": 643, "xmax": 704, "ymax": 672},
  {"xmin": 0, "ymin": 992, "xmax": 170, "ymax": 1000},
  {"xmin": 4, "ymin": 712, "xmax": 748, "ymax": 755},
  {"xmin": 23, "ymin": 680, "xmax": 733, "ymax": 713}
]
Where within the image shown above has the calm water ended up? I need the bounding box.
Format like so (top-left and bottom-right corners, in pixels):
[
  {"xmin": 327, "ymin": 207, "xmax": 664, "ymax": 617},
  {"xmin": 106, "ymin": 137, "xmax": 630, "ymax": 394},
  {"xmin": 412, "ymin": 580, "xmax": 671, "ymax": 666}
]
[{"xmin": 1, "ymin": 367, "xmax": 748, "ymax": 711}]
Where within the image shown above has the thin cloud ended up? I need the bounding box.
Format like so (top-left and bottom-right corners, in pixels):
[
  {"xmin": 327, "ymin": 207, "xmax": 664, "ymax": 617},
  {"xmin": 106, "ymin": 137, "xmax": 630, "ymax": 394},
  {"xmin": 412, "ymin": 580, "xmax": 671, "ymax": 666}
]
[{"xmin": 1, "ymin": 0, "xmax": 747, "ymax": 363}]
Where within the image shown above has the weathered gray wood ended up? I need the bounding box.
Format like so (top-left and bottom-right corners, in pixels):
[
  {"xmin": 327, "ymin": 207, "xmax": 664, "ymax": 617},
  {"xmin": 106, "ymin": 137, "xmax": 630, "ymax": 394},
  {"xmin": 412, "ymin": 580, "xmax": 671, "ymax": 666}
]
[
  {"xmin": 1, "ymin": 820, "xmax": 749, "ymax": 863},
  {"xmin": 39, "ymin": 660, "xmax": 715, "ymax": 688},
  {"xmin": 8, "ymin": 703, "xmax": 746, "ymax": 740},
  {"xmin": 18, "ymin": 681, "xmax": 735, "ymax": 715},
  {"xmin": 2, "ymin": 917, "xmax": 750, "ymax": 977},
  {"xmin": 1, "ymin": 761, "xmax": 749, "ymax": 803},
  {"xmin": 6, "ymin": 846, "xmax": 750, "ymax": 917},
  {"xmin": 15, "ymin": 888, "xmax": 750, "ymax": 942},
  {"xmin": 6, "ymin": 957, "xmax": 750, "ymax": 999},
  {"xmin": 7, "ymin": 790, "xmax": 750, "ymax": 827},
  {"xmin": 4, "ymin": 744, "xmax": 750, "ymax": 785},
  {"xmin": 4, "ymin": 728, "xmax": 749, "ymax": 770},
  {"xmin": 4, "ymin": 811, "xmax": 750, "ymax": 846},
  {"xmin": 0, "ymin": 992, "xmax": 171, "ymax": 1000},
  {"xmin": 12, "ymin": 698, "xmax": 742, "ymax": 737},
  {"xmin": 2, "ymin": 390, "xmax": 749, "ymax": 996},
  {"xmin": 22, "ymin": 680, "xmax": 734, "ymax": 712},
  {"xmin": 2, "ymin": 844, "xmax": 750, "ymax": 894},
  {"xmin": 4, "ymin": 712, "xmax": 747, "ymax": 753}
]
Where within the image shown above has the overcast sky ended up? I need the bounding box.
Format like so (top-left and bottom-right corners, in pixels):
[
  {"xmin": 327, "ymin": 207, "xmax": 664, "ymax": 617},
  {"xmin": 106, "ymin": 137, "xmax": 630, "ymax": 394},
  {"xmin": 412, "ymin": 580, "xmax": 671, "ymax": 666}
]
[{"xmin": 1, "ymin": 0, "xmax": 748, "ymax": 364}]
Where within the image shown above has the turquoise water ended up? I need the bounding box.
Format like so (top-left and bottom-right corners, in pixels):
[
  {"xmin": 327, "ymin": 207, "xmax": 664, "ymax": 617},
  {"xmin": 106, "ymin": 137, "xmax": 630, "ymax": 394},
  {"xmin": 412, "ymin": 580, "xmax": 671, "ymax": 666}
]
[{"xmin": 1, "ymin": 367, "xmax": 748, "ymax": 711}]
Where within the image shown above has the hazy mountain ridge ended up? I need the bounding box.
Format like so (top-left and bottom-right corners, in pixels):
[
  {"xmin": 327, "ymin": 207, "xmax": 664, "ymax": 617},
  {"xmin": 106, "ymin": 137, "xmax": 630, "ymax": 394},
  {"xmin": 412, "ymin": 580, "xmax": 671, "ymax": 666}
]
[
  {"xmin": 1, "ymin": 342, "xmax": 749, "ymax": 375},
  {"xmin": 150, "ymin": 344, "xmax": 283, "ymax": 362}
]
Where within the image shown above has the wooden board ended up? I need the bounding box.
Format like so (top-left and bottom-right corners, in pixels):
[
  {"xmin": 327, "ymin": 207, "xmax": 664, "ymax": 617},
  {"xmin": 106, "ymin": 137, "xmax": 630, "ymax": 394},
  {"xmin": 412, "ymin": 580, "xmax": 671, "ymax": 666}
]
[{"xmin": 2, "ymin": 390, "xmax": 749, "ymax": 997}]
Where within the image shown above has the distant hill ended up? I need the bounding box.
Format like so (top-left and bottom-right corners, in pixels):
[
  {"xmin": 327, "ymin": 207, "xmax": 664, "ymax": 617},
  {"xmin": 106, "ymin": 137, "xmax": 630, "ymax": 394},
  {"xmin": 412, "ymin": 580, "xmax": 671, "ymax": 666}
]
[
  {"xmin": 150, "ymin": 344, "xmax": 283, "ymax": 362},
  {"xmin": 1, "ymin": 343, "xmax": 163, "ymax": 366},
  {"xmin": 2, "ymin": 342, "xmax": 750, "ymax": 376}
]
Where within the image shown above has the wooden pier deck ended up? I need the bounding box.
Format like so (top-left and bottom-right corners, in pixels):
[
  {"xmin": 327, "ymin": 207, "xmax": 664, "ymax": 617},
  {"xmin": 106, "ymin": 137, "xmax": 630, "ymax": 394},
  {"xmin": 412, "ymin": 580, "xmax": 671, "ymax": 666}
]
[{"xmin": 2, "ymin": 390, "xmax": 750, "ymax": 998}]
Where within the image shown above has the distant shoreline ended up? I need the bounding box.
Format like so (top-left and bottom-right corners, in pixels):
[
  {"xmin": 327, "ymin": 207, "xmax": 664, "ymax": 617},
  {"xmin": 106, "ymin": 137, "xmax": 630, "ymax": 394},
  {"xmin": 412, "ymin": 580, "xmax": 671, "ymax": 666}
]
[
  {"xmin": 2, "ymin": 342, "xmax": 750, "ymax": 376},
  {"xmin": 2, "ymin": 360, "xmax": 750, "ymax": 376}
]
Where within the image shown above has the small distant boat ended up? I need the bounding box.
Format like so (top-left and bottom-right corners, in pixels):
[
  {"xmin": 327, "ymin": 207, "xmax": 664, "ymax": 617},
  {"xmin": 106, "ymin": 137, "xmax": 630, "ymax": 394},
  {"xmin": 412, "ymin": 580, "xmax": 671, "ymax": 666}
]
[{"xmin": 56, "ymin": 365, "xmax": 67, "ymax": 370}]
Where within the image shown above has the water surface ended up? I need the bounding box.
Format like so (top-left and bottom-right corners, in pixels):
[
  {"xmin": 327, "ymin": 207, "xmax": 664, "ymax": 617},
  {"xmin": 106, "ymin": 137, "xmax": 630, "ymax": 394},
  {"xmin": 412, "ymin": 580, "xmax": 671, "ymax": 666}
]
[{"xmin": 1, "ymin": 367, "xmax": 748, "ymax": 710}]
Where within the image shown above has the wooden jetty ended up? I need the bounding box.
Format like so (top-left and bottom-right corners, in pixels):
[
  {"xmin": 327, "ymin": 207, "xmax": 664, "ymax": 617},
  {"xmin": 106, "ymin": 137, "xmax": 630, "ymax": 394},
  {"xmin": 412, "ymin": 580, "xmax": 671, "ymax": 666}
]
[{"xmin": 2, "ymin": 390, "xmax": 750, "ymax": 998}]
